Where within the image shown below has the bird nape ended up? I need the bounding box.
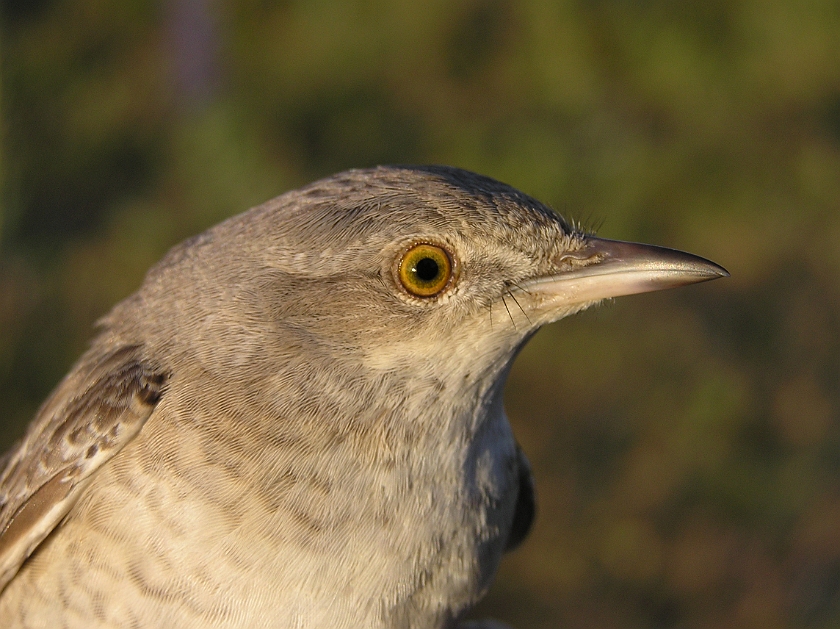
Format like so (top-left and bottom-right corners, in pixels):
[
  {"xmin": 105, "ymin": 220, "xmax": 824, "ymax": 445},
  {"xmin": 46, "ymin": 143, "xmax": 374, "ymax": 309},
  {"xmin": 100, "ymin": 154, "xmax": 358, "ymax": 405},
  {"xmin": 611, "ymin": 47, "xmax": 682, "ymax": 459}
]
[{"xmin": 0, "ymin": 165, "xmax": 727, "ymax": 628}]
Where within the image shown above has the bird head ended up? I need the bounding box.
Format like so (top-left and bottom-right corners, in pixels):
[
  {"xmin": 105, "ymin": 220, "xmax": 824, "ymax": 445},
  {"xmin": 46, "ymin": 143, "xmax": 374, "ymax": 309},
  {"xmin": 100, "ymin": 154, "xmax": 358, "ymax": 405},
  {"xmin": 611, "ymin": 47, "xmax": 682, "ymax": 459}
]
[
  {"xmin": 224, "ymin": 167, "xmax": 723, "ymax": 378},
  {"xmin": 125, "ymin": 165, "xmax": 726, "ymax": 423}
]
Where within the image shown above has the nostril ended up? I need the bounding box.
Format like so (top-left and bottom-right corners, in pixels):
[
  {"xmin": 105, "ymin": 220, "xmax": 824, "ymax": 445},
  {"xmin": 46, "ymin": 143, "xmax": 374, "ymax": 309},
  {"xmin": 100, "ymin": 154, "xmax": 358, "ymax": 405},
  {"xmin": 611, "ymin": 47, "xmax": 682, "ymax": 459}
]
[{"xmin": 553, "ymin": 251, "xmax": 603, "ymax": 271}]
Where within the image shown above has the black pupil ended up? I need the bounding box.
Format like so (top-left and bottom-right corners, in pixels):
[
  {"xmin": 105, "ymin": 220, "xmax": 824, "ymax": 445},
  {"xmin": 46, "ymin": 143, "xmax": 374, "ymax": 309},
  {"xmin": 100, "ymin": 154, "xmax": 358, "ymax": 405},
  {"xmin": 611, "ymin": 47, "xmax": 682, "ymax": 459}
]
[{"xmin": 414, "ymin": 257, "xmax": 440, "ymax": 282}]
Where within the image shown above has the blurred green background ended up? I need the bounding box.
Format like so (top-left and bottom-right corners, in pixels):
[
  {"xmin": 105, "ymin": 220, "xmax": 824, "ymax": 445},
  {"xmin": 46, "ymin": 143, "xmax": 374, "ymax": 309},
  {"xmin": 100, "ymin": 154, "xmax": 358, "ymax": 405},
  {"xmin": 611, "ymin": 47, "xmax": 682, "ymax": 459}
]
[{"xmin": 2, "ymin": 1, "xmax": 840, "ymax": 627}]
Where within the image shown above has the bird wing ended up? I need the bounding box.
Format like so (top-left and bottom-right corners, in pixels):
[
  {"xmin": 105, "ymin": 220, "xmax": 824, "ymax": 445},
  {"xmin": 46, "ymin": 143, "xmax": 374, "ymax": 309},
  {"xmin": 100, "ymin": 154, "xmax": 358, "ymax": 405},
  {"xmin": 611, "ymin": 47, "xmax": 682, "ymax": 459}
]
[
  {"xmin": 505, "ymin": 443, "xmax": 536, "ymax": 552},
  {"xmin": 0, "ymin": 344, "xmax": 167, "ymax": 592}
]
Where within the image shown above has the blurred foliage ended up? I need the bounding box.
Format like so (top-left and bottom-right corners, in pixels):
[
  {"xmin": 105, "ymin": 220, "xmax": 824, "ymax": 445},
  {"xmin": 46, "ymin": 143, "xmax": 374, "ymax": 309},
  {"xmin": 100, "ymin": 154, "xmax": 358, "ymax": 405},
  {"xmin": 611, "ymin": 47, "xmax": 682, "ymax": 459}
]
[{"xmin": 2, "ymin": 0, "xmax": 840, "ymax": 627}]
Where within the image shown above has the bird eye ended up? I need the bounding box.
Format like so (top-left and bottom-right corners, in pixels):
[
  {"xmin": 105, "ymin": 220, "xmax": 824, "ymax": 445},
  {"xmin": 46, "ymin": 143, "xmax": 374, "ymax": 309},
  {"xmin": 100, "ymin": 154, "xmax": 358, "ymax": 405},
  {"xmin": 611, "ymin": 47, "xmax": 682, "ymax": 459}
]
[{"xmin": 398, "ymin": 243, "xmax": 454, "ymax": 298}]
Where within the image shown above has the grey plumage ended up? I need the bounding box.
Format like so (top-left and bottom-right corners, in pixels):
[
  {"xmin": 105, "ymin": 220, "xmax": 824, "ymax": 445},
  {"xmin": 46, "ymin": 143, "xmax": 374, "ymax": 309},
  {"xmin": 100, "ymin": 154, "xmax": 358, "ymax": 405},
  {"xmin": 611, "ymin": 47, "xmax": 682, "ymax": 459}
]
[{"xmin": 0, "ymin": 166, "xmax": 726, "ymax": 628}]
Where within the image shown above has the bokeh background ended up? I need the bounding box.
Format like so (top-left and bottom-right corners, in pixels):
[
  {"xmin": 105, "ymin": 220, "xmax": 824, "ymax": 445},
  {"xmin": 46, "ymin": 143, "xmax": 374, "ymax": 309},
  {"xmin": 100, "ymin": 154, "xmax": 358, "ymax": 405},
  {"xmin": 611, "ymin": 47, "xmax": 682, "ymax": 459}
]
[{"xmin": 2, "ymin": 1, "xmax": 840, "ymax": 627}]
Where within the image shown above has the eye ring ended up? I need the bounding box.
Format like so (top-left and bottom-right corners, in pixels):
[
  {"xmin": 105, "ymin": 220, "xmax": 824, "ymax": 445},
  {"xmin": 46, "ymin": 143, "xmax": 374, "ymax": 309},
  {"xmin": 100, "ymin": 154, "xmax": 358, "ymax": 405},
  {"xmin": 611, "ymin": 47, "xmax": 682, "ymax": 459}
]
[{"xmin": 397, "ymin": 243, "xmax": 455, "ymax": 298}]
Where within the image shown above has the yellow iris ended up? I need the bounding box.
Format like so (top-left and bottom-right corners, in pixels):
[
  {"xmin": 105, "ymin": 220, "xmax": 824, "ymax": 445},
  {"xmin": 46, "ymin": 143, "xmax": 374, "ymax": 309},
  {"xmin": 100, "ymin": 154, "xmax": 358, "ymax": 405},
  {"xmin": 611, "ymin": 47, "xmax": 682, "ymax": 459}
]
[{"xmin": 398, "ymin": 244, "xmax": 453, "ymax": 298}]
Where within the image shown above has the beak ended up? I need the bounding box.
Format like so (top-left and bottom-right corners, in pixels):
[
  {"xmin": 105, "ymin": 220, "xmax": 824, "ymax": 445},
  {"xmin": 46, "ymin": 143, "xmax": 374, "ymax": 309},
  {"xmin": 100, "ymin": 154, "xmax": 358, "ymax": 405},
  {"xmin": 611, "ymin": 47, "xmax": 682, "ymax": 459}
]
[{"xmin": 526, "ymin": 236, "xmax": 729, "ymax": 307}]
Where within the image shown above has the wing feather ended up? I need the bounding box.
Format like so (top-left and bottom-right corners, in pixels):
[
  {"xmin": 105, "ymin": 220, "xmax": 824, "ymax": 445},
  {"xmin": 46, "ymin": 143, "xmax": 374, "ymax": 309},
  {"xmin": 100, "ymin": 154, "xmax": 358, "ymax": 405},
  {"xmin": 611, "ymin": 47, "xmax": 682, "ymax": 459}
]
[{"xmin": 0, "ymin": 345, "xmax": 167, "ymax": 592}]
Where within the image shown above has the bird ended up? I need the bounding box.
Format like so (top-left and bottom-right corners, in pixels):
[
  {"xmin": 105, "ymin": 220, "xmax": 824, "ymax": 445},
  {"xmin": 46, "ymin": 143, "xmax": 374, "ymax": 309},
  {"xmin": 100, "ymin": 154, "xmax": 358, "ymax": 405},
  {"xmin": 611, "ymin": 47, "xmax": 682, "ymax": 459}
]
[{"xmin": 0, "ymin": 165, "xmax": 727, "ymax": 628}]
